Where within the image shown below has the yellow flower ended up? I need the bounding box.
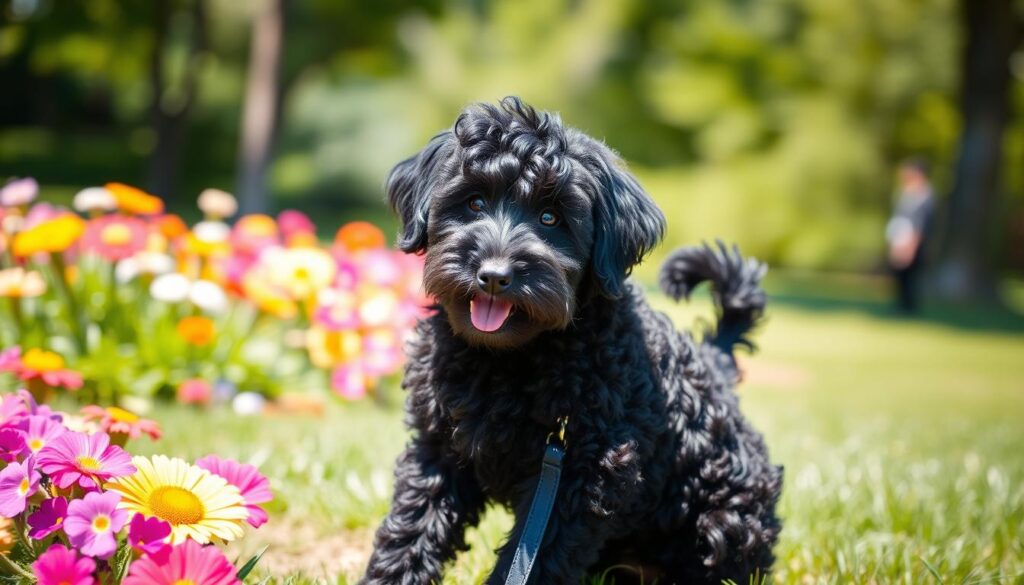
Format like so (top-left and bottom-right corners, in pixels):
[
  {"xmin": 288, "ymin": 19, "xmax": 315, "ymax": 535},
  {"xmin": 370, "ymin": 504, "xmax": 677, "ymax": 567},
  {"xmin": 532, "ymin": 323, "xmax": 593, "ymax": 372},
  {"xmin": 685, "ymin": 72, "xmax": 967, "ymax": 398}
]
[
  {"xmin": 11, "ymin": 214, "xmax": 86, "ymax": 257},
  {"xmin": 242, "ymin": 268, "xmax": 297, "ymax": 319},
  {"xmin": 22, "ymin": 348, "xmax": 65, "ymax": 372},
  {"xmin": 306, "ymin": 326, "xmax": 361, "ymax": 368},
  {"xmin": 106, "ymin": 182, "xmax": 165, "ymax": 215},
  {"xmin": 265, "ymin": 248, "xmax": 336, "ymax": 300},
  {"xmin": 0, "ymin": 267, "xmax": 46, "ymax": 297},
  {"xmin": 105, "ymin": 455, "xmax": 248, "ymax": 544},
  {"xmin": 176, "ymin": 316, "xmax": 215, "ymax": 346}
]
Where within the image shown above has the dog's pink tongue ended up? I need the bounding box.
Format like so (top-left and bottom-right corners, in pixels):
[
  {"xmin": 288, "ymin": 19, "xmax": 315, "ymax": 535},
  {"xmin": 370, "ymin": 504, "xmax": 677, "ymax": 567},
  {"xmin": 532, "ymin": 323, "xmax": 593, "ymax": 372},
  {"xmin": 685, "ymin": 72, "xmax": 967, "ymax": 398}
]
[{"xmin": 470, "ymin": 295, "xmax": 513, "ymax": 332}]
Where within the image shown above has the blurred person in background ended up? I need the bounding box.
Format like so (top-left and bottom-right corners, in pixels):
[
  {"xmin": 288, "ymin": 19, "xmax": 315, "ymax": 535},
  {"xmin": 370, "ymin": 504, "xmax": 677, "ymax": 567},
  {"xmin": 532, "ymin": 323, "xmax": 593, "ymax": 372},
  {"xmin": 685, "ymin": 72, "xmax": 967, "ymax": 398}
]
[{"xmin": 886, "ymin": 158, "xmax": 936, "ymax": 313}]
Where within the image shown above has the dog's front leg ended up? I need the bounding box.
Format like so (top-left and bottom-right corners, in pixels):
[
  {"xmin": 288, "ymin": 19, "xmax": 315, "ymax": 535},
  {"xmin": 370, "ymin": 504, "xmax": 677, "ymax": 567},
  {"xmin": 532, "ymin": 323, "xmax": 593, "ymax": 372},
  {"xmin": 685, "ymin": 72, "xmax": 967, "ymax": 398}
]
[{"xmin": 361, "ymin": 439, "xmax": 484, "ymax": 585}]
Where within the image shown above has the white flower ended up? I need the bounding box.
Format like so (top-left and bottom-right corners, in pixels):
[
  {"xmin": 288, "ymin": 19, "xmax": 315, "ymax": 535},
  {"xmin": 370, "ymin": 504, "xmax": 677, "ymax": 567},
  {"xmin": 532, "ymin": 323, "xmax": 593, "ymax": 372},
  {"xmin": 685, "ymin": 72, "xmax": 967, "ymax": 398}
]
[
  {"xmin": 116, "ymin": 252, "xmax": 174, "ymax": 283},
  {"xmin": 72, "ymin": 187, "xmax": 117, "ymax": 213},
  {"xmin": 150, "ymin": 273, "xmax": 190, "ymax": 303},
  {"xmin": 0, "ymin": 177, "xmax": 38, "ymax": 207},
  {"xmin": 197, "ymin": 188, "xmax": 238, "ymax": 219},
  {"xmin": 232, "ymin": 392, "xmax": 266, "ymax": 416},
  {"xmin": 193, "ymin": 220, "xmax": 231, "ymax": 244},
  {"xmin": 189, "ymin": 279, "xmax": 228, "ymax": 313}
]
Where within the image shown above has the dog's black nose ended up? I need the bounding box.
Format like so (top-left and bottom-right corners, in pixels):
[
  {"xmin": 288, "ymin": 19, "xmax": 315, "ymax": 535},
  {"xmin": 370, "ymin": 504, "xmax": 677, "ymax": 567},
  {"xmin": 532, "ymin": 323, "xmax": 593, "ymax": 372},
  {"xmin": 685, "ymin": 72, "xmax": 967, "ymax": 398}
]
[{"xmin": 477, "ymin": 260, "xmax": 513, "ymax": 294}]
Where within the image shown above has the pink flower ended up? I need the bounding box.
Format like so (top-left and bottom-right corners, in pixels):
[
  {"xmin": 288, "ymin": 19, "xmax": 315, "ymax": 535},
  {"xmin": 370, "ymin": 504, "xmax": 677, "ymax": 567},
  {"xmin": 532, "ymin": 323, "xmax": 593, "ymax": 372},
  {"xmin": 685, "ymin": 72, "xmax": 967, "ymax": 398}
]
[
  {"xmin": 32, "ymin": 544, "xmax": 95, "ymax": 585},
  {"xmin": 0, "ymin": 177, "xmax": 38, "ymax": 207},
  {"xmin": 361, "ymin": 329, "xmax": 403, "ymax": 376},
  {"xmin": 0, "ymin": 457, "xmax": 40, "ymax": 517},
  {"xmin": 177, "ymin": 379, "xmax": 212, "ymax": 406},
  {"xmin": 195, "ymin": 455, "xmax": 273, "ymax": 528},
  {"xmin": 331, "ymin": 363, "xmax": 367, "ymax": 400},
  {"xmin": 18, "ymin": 414, "xmax": 67, "ymax": 455},
  {"xmin": 80, "ymin": 215, "xmax": 148, "ymax": 261},
  {"xmin": 14, "ymin": 348, "xmax": 84, "ymax": 390},
  {"xmin": 123, "ymin": 539, "xmax": 240, "ymax": 585},
  {"xmin": 0, "ymin": 346, "xmax": 23, "ymax": 375},
  {"xmin": 278, "ymin": 209, "xmax": 315, "ymax": 240},
  {"xmin": 64, "ymin": 490, "xmax": 128, "ymax": 559},
  {"xmin": 80, "ymin": 405, "xmax": 161, "ymax": 441},
  {"xmin": 0, "ymin": 428, "xmax": 24, "ymax": 462},
  {"xmin": 37, "ymin": 431, "xmax": 136, "ymax": 489},
  {"xmin": 28, "ymin": 497, "xmax": 68, "ymax": 539},
  {"xmin": 128, "ymin": 514, "xmax": 172, "ymax": 555}
]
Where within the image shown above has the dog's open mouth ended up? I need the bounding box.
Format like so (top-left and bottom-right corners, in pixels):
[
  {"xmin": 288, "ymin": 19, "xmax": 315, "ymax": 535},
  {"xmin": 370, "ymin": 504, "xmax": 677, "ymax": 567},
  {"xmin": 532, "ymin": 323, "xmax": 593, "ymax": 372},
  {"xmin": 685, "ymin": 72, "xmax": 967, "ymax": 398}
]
[{"xmin": 469, "ymin": 294, "xmax": 513, "ymax": 332}]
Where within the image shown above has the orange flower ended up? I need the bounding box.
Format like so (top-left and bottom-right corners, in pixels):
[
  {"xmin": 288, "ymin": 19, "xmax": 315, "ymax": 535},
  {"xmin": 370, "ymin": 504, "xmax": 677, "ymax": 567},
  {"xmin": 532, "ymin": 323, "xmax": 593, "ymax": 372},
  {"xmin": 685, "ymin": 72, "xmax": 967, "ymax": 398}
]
[
  {"xmin": 176, "ymin": 316, "xmax": 215, "ymax": 346},
  {"xmin": 105, "ymin": 182, "xmax": 165, "ymax": 215},
  {"xmin": 154, "ymin": 214, "xmax": 188, "ymax": 240},
  {"xmin": 335, "ymin": 221, "xmax": 385, "ymax": 252},
  {"xmin": 12, "ymin": 214, "xmax": 86, "ymax": 257}
]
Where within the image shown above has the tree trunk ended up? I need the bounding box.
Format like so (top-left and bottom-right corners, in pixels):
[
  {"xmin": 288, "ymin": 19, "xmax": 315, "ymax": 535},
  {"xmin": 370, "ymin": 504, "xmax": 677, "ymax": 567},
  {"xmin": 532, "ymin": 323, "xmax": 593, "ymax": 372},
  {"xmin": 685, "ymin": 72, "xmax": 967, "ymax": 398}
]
[
  {"xmin": 146, "ymin": 0, "xmax": 207, "ymax": 201},
  {"xmin": 236, "ymin": 0, "xmax": 285, "ymax": 214},
  {"xmin": 935, "ymin": 0, "xmax": 1020, "ymax": 302}
]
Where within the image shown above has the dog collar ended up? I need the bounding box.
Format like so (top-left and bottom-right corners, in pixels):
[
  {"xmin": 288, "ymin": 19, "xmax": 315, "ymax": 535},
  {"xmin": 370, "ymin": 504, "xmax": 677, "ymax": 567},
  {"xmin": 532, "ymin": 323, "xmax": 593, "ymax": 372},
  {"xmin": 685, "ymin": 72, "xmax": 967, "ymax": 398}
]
[{"xmin": 504, "ymin": 416, "xmax": 567, "ymax": 585}]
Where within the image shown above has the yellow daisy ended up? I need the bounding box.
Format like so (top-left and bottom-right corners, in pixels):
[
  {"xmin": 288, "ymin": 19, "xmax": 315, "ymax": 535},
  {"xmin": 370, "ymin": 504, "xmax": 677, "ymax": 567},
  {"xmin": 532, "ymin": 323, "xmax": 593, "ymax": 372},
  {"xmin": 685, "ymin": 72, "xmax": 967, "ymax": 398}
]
[{"xmin": 105, "ymin": 455, "xmax": 248, "ymax": 544}]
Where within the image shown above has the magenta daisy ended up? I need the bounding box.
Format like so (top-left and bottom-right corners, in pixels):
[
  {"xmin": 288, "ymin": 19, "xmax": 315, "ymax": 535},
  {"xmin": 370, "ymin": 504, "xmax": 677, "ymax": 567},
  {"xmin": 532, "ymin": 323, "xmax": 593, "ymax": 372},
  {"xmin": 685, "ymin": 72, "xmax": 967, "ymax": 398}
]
[
  {"xmin": 0, "ymin": 457, "xmax": 40, "ymax": 517},
  {"xmin": 122, "ymin": 538, "xmax": 240, "ymax": 585},
  {"xmin": 64, "ymin": 490, "xmax": 128, "ymax": 559},
  {"xmin": 37, "ymin": 431, "xmax": 136, "ymax": 489},
  {"xmin": 0, "ymin": 428, "xmax": 25, "ymax": 463},
  {"xmin": 127, "ymin": 514, "xmax": 171, "ymax": 555},
  {"xmin": 195, "ymin": 455, "xmax": 273, "ymax": 528},
  {"xmin": 31, "ymin": 544, "xmax": 95, "ymax": 585},
  {"xmin": 18, "ymin": 414, "xmax": 67, "ymax": 455},
  {"xmin": 28, "ymin": 497, "xmax": 68, "ymax": 539}
]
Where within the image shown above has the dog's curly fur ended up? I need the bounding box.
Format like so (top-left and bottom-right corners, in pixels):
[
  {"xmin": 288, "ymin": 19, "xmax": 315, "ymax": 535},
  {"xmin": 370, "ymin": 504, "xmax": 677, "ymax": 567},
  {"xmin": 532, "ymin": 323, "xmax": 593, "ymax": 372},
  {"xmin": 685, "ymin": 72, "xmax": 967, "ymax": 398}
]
[{"xmin": 361, "ymin": 97, "xmax": 782, "ymax": 585}]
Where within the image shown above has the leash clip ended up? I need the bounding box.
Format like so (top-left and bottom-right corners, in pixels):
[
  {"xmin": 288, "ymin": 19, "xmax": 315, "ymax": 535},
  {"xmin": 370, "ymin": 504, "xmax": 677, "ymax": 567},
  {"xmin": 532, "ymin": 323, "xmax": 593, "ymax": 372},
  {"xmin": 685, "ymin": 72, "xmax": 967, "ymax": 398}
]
[{"xmin": 546, "ymin": 415, "xmax": 569, "ymax": 448}]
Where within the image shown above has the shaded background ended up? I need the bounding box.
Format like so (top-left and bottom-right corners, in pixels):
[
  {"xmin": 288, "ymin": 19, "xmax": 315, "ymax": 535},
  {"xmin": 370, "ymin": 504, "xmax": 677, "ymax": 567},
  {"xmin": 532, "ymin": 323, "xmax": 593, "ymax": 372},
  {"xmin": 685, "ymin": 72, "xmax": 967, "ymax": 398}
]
[{"xmin": 1, "ymin": 0, "xmax": 1023, "ymax": 302}]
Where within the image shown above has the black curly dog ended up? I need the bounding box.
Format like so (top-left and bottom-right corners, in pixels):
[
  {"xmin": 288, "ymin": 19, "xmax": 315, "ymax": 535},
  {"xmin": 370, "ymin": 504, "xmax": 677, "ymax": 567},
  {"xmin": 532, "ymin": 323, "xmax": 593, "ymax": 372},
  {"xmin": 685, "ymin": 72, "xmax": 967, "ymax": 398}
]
[{"xmin": 361, "ymin": 97, "xmax": 782, "ymax": 585}]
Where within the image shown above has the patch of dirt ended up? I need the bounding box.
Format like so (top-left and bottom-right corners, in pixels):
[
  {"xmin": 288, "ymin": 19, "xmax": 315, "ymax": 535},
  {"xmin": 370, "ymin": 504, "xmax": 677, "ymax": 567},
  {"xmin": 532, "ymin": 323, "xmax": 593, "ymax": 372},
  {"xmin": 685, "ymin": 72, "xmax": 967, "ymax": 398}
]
[
  {"xmin": 239, "ymin": 521, "xmax": 374, "ymax": 579},
  {"xmin": 737, "ymin": 356, "xmax": 812, "ymax": 389}
]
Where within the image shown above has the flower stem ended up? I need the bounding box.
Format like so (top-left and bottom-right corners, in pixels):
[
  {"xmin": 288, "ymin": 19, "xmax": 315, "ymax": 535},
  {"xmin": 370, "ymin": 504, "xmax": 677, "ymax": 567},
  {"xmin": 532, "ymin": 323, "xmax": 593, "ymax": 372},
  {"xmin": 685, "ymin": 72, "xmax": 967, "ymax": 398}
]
[
  {"xmin": 0, "ymin": 550, "xmax": 34, "ymax": 580},
  {"xmin": 49, "ymin": 252, "xmax": 85, "ymax": 352}
]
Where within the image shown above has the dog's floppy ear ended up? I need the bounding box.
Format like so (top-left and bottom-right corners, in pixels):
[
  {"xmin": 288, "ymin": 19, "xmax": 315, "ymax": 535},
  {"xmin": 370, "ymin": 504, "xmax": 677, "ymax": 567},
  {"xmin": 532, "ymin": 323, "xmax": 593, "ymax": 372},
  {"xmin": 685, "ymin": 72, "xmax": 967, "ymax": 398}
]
[
  {"xmin": 386, "ymin": 131, "xmax": 453, "ymax": 254},
  {"xmin": 588, "ymin": 145, "xmax": 666, "ymax": 298}
]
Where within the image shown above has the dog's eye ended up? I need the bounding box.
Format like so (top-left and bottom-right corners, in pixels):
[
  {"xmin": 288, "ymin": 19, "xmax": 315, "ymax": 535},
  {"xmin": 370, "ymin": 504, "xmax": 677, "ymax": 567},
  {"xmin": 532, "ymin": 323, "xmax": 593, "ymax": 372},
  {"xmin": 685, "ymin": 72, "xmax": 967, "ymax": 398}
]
[
  {"xmin": 468, "ymin": 197, "xmax": 486, "ymax": 213},
  {"xmin": 539, "ymin": 210, "xmax": 559, "ymax": 226}
]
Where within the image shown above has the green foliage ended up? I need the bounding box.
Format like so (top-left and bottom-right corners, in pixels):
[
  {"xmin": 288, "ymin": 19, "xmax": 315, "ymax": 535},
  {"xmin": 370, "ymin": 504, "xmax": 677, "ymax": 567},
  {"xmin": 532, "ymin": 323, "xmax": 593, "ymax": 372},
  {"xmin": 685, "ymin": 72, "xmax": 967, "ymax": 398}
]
[{"xmin": 2, "ymin": 0, "xmax": 1022, "ymax": 271}]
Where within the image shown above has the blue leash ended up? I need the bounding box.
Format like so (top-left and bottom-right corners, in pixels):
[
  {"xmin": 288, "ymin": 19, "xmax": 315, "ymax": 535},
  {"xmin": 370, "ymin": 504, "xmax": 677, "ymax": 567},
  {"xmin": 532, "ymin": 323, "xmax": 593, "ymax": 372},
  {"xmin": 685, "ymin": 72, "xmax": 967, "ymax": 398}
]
[{"xmin": 504, "ymin": 417, "xmax": 567, "ymax": 585}]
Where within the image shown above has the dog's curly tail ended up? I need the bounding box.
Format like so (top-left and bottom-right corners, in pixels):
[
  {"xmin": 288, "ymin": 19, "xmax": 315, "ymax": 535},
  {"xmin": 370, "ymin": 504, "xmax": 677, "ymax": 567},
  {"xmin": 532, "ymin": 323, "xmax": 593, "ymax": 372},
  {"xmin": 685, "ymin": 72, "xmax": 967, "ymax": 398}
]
[{"xmin": 658, "ymin": 241, "xmax": 767, "ymax": 355}]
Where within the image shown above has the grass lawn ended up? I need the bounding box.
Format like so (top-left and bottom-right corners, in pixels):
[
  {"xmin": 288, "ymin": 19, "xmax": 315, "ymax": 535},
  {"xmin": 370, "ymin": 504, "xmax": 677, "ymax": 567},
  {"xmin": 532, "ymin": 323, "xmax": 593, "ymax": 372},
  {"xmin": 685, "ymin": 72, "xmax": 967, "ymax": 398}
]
[{"xmin": 140, "ymin": 273, "xmax": 1024, "ymax": 584}]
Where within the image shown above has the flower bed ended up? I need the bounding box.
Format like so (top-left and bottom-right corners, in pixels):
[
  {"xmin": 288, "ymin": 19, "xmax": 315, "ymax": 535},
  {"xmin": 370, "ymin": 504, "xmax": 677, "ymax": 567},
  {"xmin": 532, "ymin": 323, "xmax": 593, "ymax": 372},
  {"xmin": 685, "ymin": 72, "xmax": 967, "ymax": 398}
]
[
  {"xmin": 0, "ymin": 390, "xmax": 270, "ymax": 583},
  {"xmin": 0, "ymin": 178, "xmax": 427, "ymax": 409}
]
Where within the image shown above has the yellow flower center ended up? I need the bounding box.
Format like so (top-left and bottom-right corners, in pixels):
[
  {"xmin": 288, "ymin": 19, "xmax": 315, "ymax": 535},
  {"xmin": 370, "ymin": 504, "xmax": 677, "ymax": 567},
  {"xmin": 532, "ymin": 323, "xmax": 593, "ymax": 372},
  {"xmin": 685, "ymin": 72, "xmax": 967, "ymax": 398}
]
[
  {"xmin": 106, "ymin": 406, "xmax": 139, "ymax": 423},
  {"xmin": 294, "ymin": 267, "xmax": 310, "ymax": 281},
  {"xmin": 173, "ymin": 580, "xmax": 198, "ymax": 585},
  {"xmin": 101, "ymin": 223, "xmax": 133, "ymax": 246},
  {"xmin": 148, "ymin": 486, "xmax": 205, "ymax": 525},
  {"xmin": 28, "ymin": 438, "xmax": 44, "ymax": 452},
  {"xmin": 77, "ymin": 456, "xmax": 102, "ymax": 471},
  {"xmin": 91, "ymin": 514, "xmax": 110, "ymax": 532},
  {"xmin": 22, "ymin": 349, "xmax": 65, "ymax": 372},
  {"xmin": 18, "ymin": 478, "xmax": 29, "ymax": 496}
]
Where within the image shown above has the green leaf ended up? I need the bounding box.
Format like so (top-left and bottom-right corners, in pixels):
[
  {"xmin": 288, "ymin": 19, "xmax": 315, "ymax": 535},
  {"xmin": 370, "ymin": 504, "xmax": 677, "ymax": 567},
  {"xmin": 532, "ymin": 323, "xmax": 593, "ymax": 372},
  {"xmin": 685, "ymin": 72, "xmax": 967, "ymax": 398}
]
[
  {"xmin": 110, "ymin": 539, "xmax": 134, "ymax": 583},
  {"xmin": 236, "ymin": 545, "xmax": 269, "ymax": 580}
]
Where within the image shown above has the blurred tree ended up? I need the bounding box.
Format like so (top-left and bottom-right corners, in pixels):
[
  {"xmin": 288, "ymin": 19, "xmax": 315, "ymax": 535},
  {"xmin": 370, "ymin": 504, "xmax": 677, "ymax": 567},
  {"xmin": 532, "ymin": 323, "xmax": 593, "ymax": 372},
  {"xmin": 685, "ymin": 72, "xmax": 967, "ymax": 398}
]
[
  {"xmin": 236, "ymin": 0, "xmax": 284, "ymax": 214},
  {"xmin": 148, "ymin": 0, "xmax": 208, "ymax": 199},
  {"xmin": 936, "ymin": 0, "xmax": 1022, "ymax": 301}
]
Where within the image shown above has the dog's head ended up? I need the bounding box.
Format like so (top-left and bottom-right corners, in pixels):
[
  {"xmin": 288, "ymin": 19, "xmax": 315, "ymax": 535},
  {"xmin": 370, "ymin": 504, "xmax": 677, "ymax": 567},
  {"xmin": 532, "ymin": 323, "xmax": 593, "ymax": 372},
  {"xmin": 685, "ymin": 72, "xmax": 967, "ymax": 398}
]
[{"xmin": 388, "ymin": 97, "xmax": 665, "ymax": 349}]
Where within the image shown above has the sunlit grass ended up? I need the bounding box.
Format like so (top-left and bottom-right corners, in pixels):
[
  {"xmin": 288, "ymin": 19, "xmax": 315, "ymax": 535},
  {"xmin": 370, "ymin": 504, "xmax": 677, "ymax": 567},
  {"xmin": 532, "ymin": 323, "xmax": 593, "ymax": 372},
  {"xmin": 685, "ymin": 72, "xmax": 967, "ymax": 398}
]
[{"xmin": 146, "ymin": 279, "xmax": 1024, "ymax": 584}]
